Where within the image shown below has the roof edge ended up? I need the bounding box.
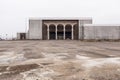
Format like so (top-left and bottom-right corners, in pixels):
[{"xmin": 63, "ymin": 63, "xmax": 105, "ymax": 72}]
[
  {"xmin": 29, "ymin": 17, "xmax": 92, "ymax": 20},
  {"xmin": 84, "ymin": 24, "xmax": 120, "ymax": 26}
]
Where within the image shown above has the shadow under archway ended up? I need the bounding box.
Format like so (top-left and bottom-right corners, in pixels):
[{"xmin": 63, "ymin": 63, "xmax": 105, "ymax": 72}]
[
  {"xmin": 73, "ymin": 24, "xmax": 79, "ymax": 40},
  {"xmin": 57, "ymin": 24, "xmax": 64, "ymax": 40},
  {"xmin": 49, "ymin": 24, "xmax": 56, "ymax": 40},
  {"xmin": 65, "ymin": 24, "xmax": 72, "ymax": 40},
  {"xmin": 42, "ymin": 24, "xmax": 47, "ymax": 40}
]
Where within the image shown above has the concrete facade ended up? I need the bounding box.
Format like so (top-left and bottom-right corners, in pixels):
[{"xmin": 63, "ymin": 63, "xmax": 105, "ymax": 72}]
[
  {"xmin": 78, "ymin": 20, "xmax": 93, "ymax": 39},
  {"xmin": 17, "ymin": 17, "xmax": 120, "ymax": 40},
  {"xmin": 84, "ymin": 24, "xmax": 120, "ymax": 40},
  {"xmin": 29, "ymin": 20, "xmax": 42, "ymax": 39},
  {"xmin": 26, "ymin": 17, "xmax": 92, "ymax": 40}
]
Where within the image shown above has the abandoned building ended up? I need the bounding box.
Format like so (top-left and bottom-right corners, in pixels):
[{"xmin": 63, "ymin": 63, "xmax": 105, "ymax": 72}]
[{"xmin": 17, "ymin": 17, "xmax": 120, "ymax": 40}]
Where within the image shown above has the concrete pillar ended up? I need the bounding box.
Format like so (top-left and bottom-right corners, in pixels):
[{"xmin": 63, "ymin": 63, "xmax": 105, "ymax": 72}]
[
  {"xmin": 72, "ymin": 25, "xmax": 74, "ymax": 40},
  {"xmin": 55, "ymin": 25, "xmax": 57, "ymax": 40},
  {"xmin": 47, "ymin": 25, "xmax": 49, "ymax": 40},
  {"xmin": 64, "ymin": 25, "xmax": 65, "ymax": 40}
]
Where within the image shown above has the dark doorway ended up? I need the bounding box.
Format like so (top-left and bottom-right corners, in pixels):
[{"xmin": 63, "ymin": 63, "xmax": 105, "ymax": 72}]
[
  {"xmin": 57, "ymin": 24, "xmax": 64, "ymax": 40},
  {"xmin": 49, "ymin": 24, "xmax": 56, "ymax": 40},
  {"xmin": 20, "ymin": 33, "xmax": 26, "ymax": 40},
  {"xmin": 65, "ymin": 24, "xmax": 72, "ymax": 40},
  {"xmin": 65, "ymin": 32, "xmax": 71, "ymax": 39},
  {"xmin": 42, "ymin": 24, "xmax": 47, "ymax": 40},
  {"xmin": 74, "ymin": 24, "xmax": 79, "ymax": 40},
  {"xmin": 57, "ymin": 32, "xmax": 63, "ymax": 40},
  {"xmin": 50, "ymin": 32, "xmax": 55, "ymax": 40}
]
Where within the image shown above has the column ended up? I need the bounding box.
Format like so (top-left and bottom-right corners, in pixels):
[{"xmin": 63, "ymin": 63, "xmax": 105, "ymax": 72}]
[
  {"xmin": 63, "ymin": 25, "xmax": 65, "ymax": 40},
  {"xmin": 72, "ymin": 25, "xmax": 74, "ymax": 40},
  {"xmin": 55, "ymin": 25, "xmax": 57, "ymax": 40},
  {"xmin": 47, "ymin": 25, "xmax": 49, "ymax": 40}
]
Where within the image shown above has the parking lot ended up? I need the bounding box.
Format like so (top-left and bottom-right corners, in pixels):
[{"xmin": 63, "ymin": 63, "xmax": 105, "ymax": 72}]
[{"xmin": 0, "ymin": 40, "xmax": 120, "ymax": 80}]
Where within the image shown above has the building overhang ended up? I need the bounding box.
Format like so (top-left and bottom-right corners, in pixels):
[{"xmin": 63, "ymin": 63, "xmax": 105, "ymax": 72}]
[{"xmin": 29, "ymin": 17, "xmax": 92, "ymax": 21}]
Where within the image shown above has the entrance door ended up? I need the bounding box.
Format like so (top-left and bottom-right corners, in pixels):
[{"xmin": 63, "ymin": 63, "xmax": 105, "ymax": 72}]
[
  {"xmin": 65, "ymin": 24, "xmax": 72, "ymax": 40},
  {"xmin": 49, "ymin": 24, "xmax": 56, "ymax": 40},
  {"xmin": 65, "ymin": 32, "xmax": 71, "ymax": 39},
  {"xmin": 57, "ymin": 24, "xmax": 64, "ymax": 40},
  {"xmin": 50, "ymin": 32, "xmax": 55, "ymax": 40},
  {"xmin": 57, "ymin": 32, "xmax": 63, "ymax": 40}
]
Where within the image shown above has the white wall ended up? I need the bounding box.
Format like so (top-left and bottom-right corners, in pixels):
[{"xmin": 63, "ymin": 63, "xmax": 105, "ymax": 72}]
[
  {"xmin": 79, "ymin": 19, "xmax": 93, "ymax": 39},
  {"xmin": 84, "ymin": 25, "xmax": 120, "ymax": 40},
  {"xmin": 29, "ymin": 20, "xmax": 42, "ymax": 39}
]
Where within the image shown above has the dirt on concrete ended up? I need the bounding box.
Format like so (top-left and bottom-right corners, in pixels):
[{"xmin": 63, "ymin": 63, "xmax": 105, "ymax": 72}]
[{"xmin": 0, "ymin": 40, "xmax": 120, "ymax": 80}]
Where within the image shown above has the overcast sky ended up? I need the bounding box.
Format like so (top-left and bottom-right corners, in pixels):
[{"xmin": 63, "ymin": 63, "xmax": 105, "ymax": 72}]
[{"xmin": 0, "ymin": 0, "xmax": 120, "ymax": 38}]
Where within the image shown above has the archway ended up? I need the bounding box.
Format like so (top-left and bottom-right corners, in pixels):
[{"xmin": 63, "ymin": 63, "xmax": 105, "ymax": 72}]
[
  {"xmin": 73, "ymin": 24, "xmax": 79, "ymax": 40},
  {"xmin": 49, "ymin": 24, "xmax": 56, "ymax": 40},
  {"xmin": 57, "ymin": 24, "xmax": 64, "ymax": 40},
  {"xmin": 65, "ymin": 24, "xmax": 72, "ymax": 39},
  {"xmin": 42, "ymin": 24, "xmax": 47, "ymax": 40}
]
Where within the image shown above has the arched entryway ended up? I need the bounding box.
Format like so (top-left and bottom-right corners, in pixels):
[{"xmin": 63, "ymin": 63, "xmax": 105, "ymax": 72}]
[
  {"xmin": 49, "ymin": 24, "xmax": 56, "ymax": 40},
  {"xmin": 73, "ymin": 24, "xmax": 79, "ymax": 40},
  {"xmin": 65, "ymin": 24, "xmax": 72, "ymax": 40},
  {"xmin": 57, "ymin": 24, "xmax": 64, "ymax": 40},
  {"xmin": 42, "ymin": 24, "xmax": 47, "ymax": 40},
  {"xmin": 43, "ymin": 20, "xmax": 79, "ymax": 40}
]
